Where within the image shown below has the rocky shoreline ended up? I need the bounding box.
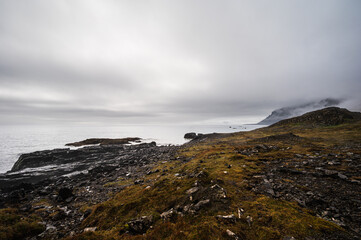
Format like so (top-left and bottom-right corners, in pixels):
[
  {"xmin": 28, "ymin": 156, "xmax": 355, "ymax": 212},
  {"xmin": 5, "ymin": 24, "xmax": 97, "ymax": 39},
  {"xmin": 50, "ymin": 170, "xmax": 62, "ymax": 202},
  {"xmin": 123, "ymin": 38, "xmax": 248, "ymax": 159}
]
[{"xmin": 0, "ymin": 141, "xmax": 184, "ymax": 238}]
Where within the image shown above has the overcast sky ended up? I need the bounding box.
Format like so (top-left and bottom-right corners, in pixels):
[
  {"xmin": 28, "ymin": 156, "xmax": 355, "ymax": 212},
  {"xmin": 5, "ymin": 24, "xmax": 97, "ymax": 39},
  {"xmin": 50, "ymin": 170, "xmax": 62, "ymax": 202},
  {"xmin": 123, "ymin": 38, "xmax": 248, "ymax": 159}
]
[{"xmin": 0, "ymin": 0, "xmax": 360, "ymax": 125}]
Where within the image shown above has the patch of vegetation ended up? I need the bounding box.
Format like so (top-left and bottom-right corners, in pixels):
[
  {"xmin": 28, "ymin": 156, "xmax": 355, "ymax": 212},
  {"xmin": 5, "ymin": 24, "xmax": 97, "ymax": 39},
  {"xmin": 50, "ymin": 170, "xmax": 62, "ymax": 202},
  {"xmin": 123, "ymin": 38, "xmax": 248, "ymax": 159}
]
[{"xmin": 0, "ymin": 208, "xmax": 45, "ymax": 240}]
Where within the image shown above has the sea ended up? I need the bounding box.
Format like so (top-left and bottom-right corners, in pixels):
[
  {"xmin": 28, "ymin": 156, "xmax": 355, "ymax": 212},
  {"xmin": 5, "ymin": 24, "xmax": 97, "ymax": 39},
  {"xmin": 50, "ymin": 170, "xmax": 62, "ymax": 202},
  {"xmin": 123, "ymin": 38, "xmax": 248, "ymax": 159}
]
[{"xmin": 0, "ymin": 124, "xmax": 265, "ymax": 173}]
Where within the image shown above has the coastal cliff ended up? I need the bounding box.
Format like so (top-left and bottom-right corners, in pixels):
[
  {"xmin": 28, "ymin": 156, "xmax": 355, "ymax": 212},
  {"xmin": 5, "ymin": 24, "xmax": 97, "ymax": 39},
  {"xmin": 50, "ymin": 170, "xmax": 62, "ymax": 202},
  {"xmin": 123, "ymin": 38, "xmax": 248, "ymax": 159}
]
[{"xmin": 0, "ymin": 107, "xmax": 360, "ymax": 240}]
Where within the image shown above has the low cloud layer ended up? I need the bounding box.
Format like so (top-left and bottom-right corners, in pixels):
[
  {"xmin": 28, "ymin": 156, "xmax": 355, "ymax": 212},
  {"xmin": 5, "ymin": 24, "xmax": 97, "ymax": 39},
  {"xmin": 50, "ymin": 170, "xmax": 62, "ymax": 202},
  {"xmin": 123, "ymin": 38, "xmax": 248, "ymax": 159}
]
[{"xmin": 0, "ymin": 0, "xmax": 360, "ymax": 125}]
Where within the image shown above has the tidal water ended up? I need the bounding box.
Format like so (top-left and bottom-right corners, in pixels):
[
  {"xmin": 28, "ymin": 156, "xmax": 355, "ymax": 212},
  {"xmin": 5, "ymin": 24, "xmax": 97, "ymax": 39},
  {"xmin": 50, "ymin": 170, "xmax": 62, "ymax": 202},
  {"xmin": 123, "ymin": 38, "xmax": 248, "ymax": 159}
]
[{"xmin": 0, "ymin": 124, "xmax": 265, "ymax": 173}]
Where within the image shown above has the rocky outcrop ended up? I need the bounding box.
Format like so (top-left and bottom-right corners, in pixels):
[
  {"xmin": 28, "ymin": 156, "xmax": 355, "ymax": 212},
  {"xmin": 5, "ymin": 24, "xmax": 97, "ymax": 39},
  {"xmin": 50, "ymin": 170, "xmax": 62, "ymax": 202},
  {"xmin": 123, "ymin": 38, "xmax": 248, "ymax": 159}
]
[
  {"xmin": 65, "ymin": 137, "xmax": 141, "ymax": 147},
  {"xmin": 0, "ymin": 140, "xmax": 182, "ymax": 239},
  {"xmin": 1, "ymin": 141, "xmax": 165, "ymax": 188},
  {"xmin": 184, "ymin": 132, "xmax": 197, "ymax": 139}
]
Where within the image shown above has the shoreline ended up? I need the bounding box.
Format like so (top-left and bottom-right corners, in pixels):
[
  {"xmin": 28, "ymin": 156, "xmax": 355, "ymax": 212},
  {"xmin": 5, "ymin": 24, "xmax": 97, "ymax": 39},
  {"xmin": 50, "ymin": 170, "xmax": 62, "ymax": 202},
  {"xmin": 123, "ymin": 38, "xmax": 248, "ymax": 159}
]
[{"xmin": 0, "ymin": 124, "xmax": 265, "ymax": 174}]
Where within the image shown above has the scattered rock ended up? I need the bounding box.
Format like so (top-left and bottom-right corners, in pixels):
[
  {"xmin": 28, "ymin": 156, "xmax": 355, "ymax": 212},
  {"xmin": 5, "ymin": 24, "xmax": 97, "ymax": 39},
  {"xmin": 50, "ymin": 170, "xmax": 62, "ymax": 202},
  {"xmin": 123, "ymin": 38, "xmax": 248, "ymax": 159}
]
[
  {"xmin": 283, "ymin": 237, "xmax": 296, "ymax": 240},
  {"xmin": 246, "ymin": 216, "xmax": 253, "ymax": 226},
  {"xmin": 226, "ymin": 229, "xmax": 239, "ymax": 239},
  {"xmin": 160, "ymin": 208, "xmax": 178, "ymax": 221},
  {"xmin": 193, "ymin": 199, "xmax": 210, "ymax": 211},
  {"xmin": 134, "ymin": 179, "xmax": 144, "ymax": 185},
  {"xmin": 186, "ymin": 187, "xmax": 199, "ymax": 195},
  {"xmin": 217, "ymin": 214, "xmax": 236, "ymax": 223},
  {"xmin": 83, "ymin": 227, "xmax": 97, "ymax": 232}
]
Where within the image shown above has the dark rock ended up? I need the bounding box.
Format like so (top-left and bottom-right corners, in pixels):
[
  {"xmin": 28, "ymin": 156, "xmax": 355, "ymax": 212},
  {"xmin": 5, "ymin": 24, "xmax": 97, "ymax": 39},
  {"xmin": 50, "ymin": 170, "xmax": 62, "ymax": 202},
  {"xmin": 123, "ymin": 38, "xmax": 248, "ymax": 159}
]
[
  {"xmin": 52, "ymin": 210, "xmax": 67, "ymax": 221},
  {"xmin": 57, "ymin": 187, "xmax": 73, "ymax": 202},
  {"xmin": 83, "ymin": 209, "xmax": 92, "ymax": 219},
  {"xmin": 134, "ymin": 179, "xmax": 144, "ymax": 185},
  {"xmin": 127, "ymin": 216, "xmax": 153, "ymax": 234},
  {"xmin": 20, "ymin": 203, "xmax": 32, "ymax": 212},
  {"xmin": 66, "ymin": 137, "xmax": 141, "ymax": 147},
  {"xmin": 337, "ymin": 173, "xmax": 348, "ymax": 180},
  {"xmin": 193, "ymin": 199, "xmax": 210, "ymax": 211},
  {"xmin": 184, "ymin": 132, "xmax": 197, "ymax": 139}
]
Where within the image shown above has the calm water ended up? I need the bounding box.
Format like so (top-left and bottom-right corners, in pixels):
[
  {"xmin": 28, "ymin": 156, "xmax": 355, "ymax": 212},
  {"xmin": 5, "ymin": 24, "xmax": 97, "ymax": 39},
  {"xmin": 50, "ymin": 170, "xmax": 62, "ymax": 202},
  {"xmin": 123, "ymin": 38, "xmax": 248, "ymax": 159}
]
[{"xmin": 0, "ymin": 124, "xmax": 265, "ymax": 173}]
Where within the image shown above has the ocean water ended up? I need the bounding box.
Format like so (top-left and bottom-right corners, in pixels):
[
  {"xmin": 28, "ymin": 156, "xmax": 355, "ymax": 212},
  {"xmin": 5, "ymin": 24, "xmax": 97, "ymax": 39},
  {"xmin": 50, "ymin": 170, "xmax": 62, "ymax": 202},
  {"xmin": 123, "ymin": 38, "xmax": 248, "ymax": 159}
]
[{"xmin": 0, "ymin": 124, "xmax": 265, "ymax": 173}]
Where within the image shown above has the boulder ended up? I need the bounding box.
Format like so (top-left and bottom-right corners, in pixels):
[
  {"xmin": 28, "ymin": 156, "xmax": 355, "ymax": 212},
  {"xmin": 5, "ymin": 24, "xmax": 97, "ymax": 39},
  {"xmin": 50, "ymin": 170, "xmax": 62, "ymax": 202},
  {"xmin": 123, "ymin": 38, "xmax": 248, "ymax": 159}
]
[
  {"xmin": 57, "ymin": 187, "xmax": 73, "ymax": 202},
  {"xmin": 184, "ymin": 132, "xmax": 197, "ymax": 139},
  {"xmin": 217, "ymin": 214, "xmax": 236, "ymax": 223},
  {"xmin": 160, "ymin": 208, "xmax": 178, "ymax": 221},
  {"xmin": 83, "ymin": 227, "xmax": 97, "ymax": 232},
  {"xmin": 127, "ymin": 216, "xmax": 153, "ymax": 234}
]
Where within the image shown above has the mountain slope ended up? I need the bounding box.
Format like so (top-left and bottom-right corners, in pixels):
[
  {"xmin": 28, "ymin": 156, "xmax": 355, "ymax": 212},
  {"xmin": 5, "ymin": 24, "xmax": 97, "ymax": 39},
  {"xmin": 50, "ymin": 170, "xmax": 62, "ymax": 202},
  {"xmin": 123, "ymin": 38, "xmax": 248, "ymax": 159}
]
[
  {"xmin": 258, "ymin": 98, "xmax": 341, "ymax": 125},
  {"xmin": 270, "ymin": 107, "xmax": 361, "ymax": 127}
]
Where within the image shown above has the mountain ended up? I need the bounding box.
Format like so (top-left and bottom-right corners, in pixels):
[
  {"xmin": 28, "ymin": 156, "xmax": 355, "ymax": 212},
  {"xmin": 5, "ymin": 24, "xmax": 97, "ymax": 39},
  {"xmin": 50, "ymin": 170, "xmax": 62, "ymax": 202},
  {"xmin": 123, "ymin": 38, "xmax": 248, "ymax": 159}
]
[
  {"xmin": 270, "ymin": 107, "xmax": 361, "ymax": 127},
  {"xmin": 258, "ymin": 98, "xmax": 341, "ymax": 125}
]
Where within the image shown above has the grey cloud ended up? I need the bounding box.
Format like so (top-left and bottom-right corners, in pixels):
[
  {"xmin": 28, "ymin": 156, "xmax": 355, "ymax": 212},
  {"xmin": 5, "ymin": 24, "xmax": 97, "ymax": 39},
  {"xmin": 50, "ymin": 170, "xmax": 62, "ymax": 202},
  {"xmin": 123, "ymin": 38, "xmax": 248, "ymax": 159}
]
[{"xmin": 0, "ymin": 0, "xmax": 360, "ymax": 125}]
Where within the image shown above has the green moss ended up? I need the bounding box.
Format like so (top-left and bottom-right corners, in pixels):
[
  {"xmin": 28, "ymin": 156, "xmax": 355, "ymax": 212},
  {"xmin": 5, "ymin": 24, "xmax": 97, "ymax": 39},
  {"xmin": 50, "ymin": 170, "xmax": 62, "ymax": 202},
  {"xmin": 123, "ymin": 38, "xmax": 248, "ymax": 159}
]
[{"xmin": 0, "ymin": 208, "xmax": 45, "ymax": 240}]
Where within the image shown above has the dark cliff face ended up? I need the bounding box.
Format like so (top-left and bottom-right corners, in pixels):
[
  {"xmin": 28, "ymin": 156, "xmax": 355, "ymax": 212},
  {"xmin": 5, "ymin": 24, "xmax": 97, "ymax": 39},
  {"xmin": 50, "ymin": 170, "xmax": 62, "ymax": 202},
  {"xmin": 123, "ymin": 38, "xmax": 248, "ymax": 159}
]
[{"xmin": 258, "ymin": 98, "xmax": 341, "ymax": 125}]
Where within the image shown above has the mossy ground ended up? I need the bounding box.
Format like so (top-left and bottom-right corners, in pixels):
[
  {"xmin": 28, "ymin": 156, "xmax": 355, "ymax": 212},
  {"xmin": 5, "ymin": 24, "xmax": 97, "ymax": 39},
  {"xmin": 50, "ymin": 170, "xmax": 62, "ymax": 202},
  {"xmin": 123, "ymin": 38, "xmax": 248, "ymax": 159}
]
[
  {"xmin": 65, "ymin": 121, "xmax": 361, "ymax": 240},
  {"xmin": 0, "ymin": 208, "xmax": 45, "ymax": 240}
]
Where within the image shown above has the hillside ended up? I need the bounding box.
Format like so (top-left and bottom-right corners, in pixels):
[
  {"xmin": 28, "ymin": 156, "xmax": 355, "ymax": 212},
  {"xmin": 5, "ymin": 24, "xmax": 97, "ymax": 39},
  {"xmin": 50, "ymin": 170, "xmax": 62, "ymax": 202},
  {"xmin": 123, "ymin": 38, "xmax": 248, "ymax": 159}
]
[
  {"xmin": 1, "ymin": 108, "xmax": 360, "ymax": 240},
  {"xmin": 258, "ymin": 98, "xmax": 341, "ymax": 125},
  {"xmin": 271, "ymin": 107, "xmax": 361, "ymax": 128}
]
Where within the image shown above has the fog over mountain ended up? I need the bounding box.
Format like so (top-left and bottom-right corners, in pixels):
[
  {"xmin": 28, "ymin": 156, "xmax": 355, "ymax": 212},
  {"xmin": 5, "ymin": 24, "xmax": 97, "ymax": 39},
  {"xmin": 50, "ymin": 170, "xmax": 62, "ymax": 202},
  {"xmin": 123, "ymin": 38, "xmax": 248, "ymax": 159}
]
[
  {"xmin": 258, "ymin": 98, "xmax": 342, "ymax": 125},
  {"xmin": 0, "ymin": 0, "xmax": 360, "ymax": 125}
]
